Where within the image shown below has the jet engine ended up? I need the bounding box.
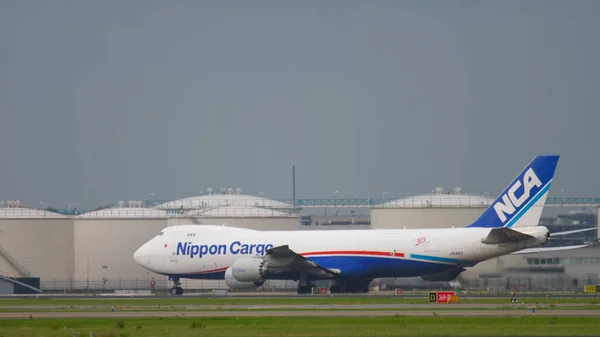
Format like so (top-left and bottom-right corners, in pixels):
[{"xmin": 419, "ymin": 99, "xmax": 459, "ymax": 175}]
[
  {"xmin": 230, "ymin": 256, "xmax": 268, "ymax": 282},
  {"xmin": 224, "ymin": 266, "xmax": 263, "ymax": 289}
]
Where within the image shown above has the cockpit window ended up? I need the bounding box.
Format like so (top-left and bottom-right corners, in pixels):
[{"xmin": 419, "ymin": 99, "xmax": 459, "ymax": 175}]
[{"xmin": 158, "ymin": 231, "xmax": 164, "ymax": 236}]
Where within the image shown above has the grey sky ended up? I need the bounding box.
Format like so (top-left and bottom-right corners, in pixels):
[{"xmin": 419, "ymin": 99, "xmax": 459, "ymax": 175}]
[{"xmin": 1, "ymin": 1, "xmax": 599, "ymax": 208}]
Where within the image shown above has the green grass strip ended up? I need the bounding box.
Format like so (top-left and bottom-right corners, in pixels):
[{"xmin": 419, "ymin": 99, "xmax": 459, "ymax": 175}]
[{"xmin": 1, "ymin": 316, "xmax": 599, "ymax": 336}]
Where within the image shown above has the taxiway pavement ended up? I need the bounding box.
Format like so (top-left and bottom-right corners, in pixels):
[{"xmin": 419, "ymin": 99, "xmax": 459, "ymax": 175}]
[{"xmin": 2, "ymin": 309, "xmax": 599, "ymax": 319}]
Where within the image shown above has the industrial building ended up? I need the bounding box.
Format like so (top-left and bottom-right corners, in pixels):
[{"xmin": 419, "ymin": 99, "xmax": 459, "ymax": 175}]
[
  {"xmin": 0, "ymin": 207, "xmax": 73, "ymax": 287},
  {"xmin": 0, "ymin": 184, "xmax": 598, "ymax": 294},
  {"xmin": 477, "ymin": 246, "xmax": 600, "ymax": 292},
  {"xmin": 0, "ymin": 192, "xmax": 302, "ymax": 292},
  {"xmin": 73, "ymin": 205, "xmax": 169, "ymax": 290}
]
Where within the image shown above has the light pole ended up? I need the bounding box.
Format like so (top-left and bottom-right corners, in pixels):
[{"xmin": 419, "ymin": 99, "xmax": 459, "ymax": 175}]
[
  {"xmin": 60, "ymin": 202, "xmax": 70, "ymax": 215},
  {"xmin": 70, "ymin": 202, "xmax": 83, "ymax": 215},
  {"xmin": 145, "ymin": 192, "xmax": 154, "ymax": 207},
  {"xmin": 39, "ymin": 202, "xmax": 46, "ymax": 217},
  {"xmin": 62, "ymin": 201, "xmax": 83, "ymax": 215}
]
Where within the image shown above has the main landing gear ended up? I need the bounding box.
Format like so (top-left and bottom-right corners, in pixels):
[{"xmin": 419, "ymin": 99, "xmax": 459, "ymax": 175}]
[
  {"xmin": 297, "ymin": 282, "xmax": 317, "ymax": 294},
  {"xmin": 295, "ymin": 276, "xmax": 371, "ymax": 294},
  {"xmin": 296, "ymin": 273, "xmax": 316, "ymax": 294},
  {"xmin": 170, "ymin": 278, "xmax": 184, "ymax": 295},
  {"xmin": 329, "ymin": 282, "xmax": 369, "ymax": 293}
]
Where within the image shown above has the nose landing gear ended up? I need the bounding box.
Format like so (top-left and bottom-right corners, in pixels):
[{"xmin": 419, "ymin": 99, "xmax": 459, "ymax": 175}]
[{"xmin": 170, "ymin": 278, "xmax": 183, "ymax": 295}]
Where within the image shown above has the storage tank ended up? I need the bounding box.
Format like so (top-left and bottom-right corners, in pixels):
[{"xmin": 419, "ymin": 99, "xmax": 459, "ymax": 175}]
[
  {"xmin": 167, "ymin": 206, "xmax": 300, "ymax": 230},
  {"xmin": 155, "ymin": 189, "xmax": 292, "ymax": 210},
  {"xmin": 73, "ymin": 202, "xmax": 169, "ymax": 290},
  {"xmin": 0, "ymin": 206, "xmax": 73, "ymax": 290},
  {"xmin": 370, "ymin": 187, "xmax": 495, "ymax": 229},
  {"xmin": 161, "ymin": 191, "xmax": 300, "ymax": 231}
]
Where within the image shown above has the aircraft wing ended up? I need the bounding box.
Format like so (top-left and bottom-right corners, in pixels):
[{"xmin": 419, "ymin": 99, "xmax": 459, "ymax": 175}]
[
  {"xmin": 264, "ymin": 245, "xmax": 340, "ymax": 279},
  {"xmin": 505, "ymin": 227, "xmax": 595, "ymax": 254},
  {"xmin": 510, "ymin": 244, "xmax": 591, "ymax": 255},
  {"xmin": 549, "ymin": 227, "xmax": 597, "ymax": 237},
  {"xmin": 482, "ymin": 227, "xmax": 597, "ymax": 245}
]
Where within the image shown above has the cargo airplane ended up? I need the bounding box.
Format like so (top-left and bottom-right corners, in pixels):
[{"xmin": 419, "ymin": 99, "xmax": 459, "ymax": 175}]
[{"xmin": 133, "ymin": 155, "xmax": 592, "ymax": 295}]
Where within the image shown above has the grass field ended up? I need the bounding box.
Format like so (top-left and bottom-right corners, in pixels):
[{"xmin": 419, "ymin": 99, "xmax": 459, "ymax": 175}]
[
  {"xmin": 1, "ymin": 296, "xmax": 598, "ymax": 307},
  {"xmin": 1, "ymin": 316, "xmax": 599, "ymax": 336}
]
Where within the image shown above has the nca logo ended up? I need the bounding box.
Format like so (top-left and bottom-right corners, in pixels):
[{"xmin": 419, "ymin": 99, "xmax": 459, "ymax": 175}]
[{"xmin": 493, "ymin": 167, "xmax": 542, "ymax": 222}]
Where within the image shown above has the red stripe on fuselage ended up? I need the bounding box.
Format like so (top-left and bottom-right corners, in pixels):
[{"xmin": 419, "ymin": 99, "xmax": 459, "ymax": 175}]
[
  {"xmin": 301, "ymin": 250, "xmax": 404, "ymax": 258},
  {"xmin": 190, "ymin": 267, "xmax": 229, "ymax": 274}
]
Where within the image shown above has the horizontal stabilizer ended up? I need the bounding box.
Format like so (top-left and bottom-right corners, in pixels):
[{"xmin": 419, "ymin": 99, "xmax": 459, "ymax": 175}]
[
  {"xmin": 481, "ymin": 227, "xmax": 535, "ymax": 244},
  {"xmin": 510, "ymin": 244, "xmax": 591, "ymax": 255}
]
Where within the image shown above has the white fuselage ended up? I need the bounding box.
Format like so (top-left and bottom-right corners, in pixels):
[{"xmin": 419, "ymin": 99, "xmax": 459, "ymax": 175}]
[{"xmin": 133, "ymin": 224, "xmax": 549, "ymax": 281}]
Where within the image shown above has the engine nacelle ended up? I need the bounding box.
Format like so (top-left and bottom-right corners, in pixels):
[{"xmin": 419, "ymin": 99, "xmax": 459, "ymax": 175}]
[
  {"xmin": 230, "ymin": 256, "xmax": 267, "ymax": 282},
  {"xmin": 224, "ymin": 266, "xmax": 262, "ymax": 289}
]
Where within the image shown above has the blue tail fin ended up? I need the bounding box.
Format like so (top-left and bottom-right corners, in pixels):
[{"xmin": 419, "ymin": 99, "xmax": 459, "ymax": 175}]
[{"xmin": 467, "ymin": 155, "xmax": 559, "ymax": 228}]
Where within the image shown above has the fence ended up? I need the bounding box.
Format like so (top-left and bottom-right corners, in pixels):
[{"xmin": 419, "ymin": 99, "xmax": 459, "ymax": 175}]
[
  {"xmin": 2, "ymin": 196, "xmax": 599, "ymax": 217},
  {"xmin": 0, "ymin": 207, "xmax": 300, "ymax": 219},
  {"xmin": 33, "ymin": 275, "xmax": 600, "ymax": 294},
  {"xmin": 149, "ymin": 197, "xmax": 600, "ymax": 209},
  {"xmin": 36, "ymin": 278, "xmax": 301, "ymax": 293},
  {"xmin": 459, "ymin": 275, "xmax": 600, "ymax": 293}
]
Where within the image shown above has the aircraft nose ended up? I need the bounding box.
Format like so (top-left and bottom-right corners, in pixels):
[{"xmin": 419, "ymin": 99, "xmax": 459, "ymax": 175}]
[{"xmin": 133, "ymin": 244, "xmax": 147, "ymax": 265}]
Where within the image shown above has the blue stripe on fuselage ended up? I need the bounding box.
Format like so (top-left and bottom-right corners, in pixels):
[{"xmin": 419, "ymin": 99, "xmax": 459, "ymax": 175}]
[
  {"xmin": 307, "ymin": 256, "xmax": 463, "ymax": 278},
  {"xmin": 410, "ymin": 254, "xmax": 476, "ymax": 266},
  {"xmin": 168, "ymin": 255, "xmax": 475, "ymax": 280}
]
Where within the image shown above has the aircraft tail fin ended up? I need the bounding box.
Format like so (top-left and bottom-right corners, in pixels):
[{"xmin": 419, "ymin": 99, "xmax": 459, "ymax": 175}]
[{"xmin": 467, "ymin": 155, "xmax": 559, "ymax": 228}]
